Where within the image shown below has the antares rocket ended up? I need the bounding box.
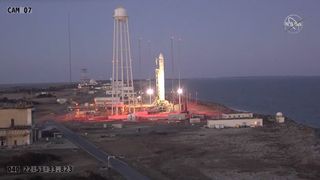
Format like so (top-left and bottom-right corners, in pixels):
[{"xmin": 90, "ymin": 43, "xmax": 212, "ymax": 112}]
[{"xmin": 155, "ymin": 53, "xmax": 165, "ymax": 101}]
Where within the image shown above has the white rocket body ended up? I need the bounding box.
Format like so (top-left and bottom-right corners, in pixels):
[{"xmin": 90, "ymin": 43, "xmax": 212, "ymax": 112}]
[{"xmin": 156, "ymin": 53, "xmax": 165, "ymax": 101}]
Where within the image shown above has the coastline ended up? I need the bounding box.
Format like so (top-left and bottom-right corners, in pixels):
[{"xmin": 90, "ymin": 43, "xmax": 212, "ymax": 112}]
[
  {"xmin": 1, "ymin": 85, "xmax": 320, "ymax": 179},
  {"xmin": 1, "ymin": 83, "xmax": 319, "ymax": 131},
  {"xmin": 198, "ymin": 99, "xmax": 320, "ymax": 131}
]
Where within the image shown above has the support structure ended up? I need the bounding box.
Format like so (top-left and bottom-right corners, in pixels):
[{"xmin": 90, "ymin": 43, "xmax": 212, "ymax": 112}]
[
  {"xmin": 111, "ymin": 7, "xmax": 135, "ymax": 115},
  {"xmin": 80, "ymin": 68, "xmax": 89, "ymax": 84}
]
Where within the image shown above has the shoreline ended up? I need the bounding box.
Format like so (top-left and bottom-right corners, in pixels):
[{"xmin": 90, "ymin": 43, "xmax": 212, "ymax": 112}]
[
  {"xmin": 1, "ymin": 84, "xmax": 319, "ymax": 131},
  {"xmin": 1, "ymin": 85, "xmax": 320, "ymax": 179},
  {"xmin": 1, "ymin": 78, "xmax": 319, "ymax": 128},
  {"xmin": 197, "ymin": 99, "xmax": 320, "ymax": 130}
]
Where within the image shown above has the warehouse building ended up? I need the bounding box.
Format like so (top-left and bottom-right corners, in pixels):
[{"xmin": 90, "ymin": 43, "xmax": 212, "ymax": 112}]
[
  {"xmin": 0, "ymin": 107, "xmax": 33, "ymax": 147},
  {"xmin": 94, "ymin": 97, "xmax": 120, "ymax": 107},
  {"xmin": 207, "ymin": 112, "xmax": 263, "ymax": 128},
  {"xmin": 221, "ymin": 112, "xmax": 253, "ymax": 119}
]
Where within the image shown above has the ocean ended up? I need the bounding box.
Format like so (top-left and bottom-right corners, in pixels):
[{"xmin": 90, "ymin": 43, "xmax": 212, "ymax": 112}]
[{"xmin": 183, "ymin": 77, "xmax": 320, "ymax": 128}]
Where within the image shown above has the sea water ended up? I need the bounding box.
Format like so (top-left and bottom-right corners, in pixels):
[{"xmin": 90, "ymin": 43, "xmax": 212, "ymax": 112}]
[{"xmin": 184, "ymin": 77, "xmax": 320, "ymax": 128}]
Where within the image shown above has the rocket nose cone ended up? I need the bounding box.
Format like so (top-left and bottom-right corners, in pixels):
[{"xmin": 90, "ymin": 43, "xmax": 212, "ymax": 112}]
[{"xmin": 159, "ymin": 53, "xmax": 164, "ymax": 59}]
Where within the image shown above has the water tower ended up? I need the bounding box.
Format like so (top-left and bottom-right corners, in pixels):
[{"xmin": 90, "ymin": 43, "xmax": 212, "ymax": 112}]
[{"xmin": 111, "ymin": 6, "xmax": 135, "ymax": 115}]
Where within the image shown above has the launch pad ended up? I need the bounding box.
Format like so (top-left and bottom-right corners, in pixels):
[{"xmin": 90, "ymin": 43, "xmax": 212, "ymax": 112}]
[{"xmin": 64, "ymin": 6, "xmax": 187, "ymax": 122}]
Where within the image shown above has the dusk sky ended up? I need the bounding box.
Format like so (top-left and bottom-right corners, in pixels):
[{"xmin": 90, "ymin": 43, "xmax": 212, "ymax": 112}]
[{"xmin": 0, "ymin": 0, "xmax": 319, "ymax": 84}]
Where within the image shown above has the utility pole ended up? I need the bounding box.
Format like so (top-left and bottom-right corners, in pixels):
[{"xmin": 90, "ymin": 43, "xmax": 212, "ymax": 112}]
[
  {"xmin": 67, "ymin": 13, "xmax": 72, "ymax": 83},
  {"xmin": 170, "ymin": 36, "xmax": 175, "ymax": 105},
  {"xmin": 196, "ymin": 91, "xmax": 198, "ymax": 104},
  {"xmin": 138, "ymin": 38, "xmax": 142, "ymax": 93}
]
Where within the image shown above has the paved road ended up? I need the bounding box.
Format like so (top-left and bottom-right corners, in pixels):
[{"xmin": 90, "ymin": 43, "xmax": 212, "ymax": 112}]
[{"xmin": 47, "ymin": 120, "xmax": 149, "ymax": 180}]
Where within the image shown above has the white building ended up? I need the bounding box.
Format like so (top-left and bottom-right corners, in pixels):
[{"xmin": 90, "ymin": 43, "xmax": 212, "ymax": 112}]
[
  {"xmin": 207, "ymin": 118, "xmax": 263, "ymax": 128},
  {"xmin": 190, "ymin": 118, "xmax": 201, "ymax": 124},
  {"xmin": 208, "ymin": 112, "xmax": 263, "ymax": 128},
  {"xmin": 94, "ymin": 97, "xmax": 120, "ymax": 107},
  {"xmin": 168, "ymin": 113, "xmax": 188, "ymax": 121},
  {"xmin": 0, "ymin": 108, "xmax": 33, "ymax": 146},
  {"xmin": 221, "ymin": 112, "xmax": 253, "ymax": 119},
  {"xmin": 275, "ymin": 112, "xmax": 285, "ymax": 123}
]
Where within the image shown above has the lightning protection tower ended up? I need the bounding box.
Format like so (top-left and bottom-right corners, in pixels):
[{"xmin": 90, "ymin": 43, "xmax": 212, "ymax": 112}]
[
  {"xmin": 111, "ymin": 6, "xmax": 135, "ymax": 115},
  {"xmin": 80, "ymin": 68, "xmax": 89, "ymax": 84}
]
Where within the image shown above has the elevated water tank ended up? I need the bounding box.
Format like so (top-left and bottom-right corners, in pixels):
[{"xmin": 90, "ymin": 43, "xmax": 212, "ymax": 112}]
[{"xmin": 114, "ymin": 6, "xmax": 128, "ymax": 20}]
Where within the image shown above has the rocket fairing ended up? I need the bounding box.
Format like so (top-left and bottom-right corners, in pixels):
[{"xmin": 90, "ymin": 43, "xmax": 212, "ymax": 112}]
[{"xmin": 156, "ymin": 53, "xmax": 165, "ymax": 101}]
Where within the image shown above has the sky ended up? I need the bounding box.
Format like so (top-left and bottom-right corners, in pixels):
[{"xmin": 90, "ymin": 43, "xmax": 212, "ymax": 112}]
[{"xmin": 0, "ymin": 0, "xmax": 319, "ymax": 84}]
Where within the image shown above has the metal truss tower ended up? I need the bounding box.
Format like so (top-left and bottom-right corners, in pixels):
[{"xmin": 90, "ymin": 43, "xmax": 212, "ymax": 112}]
[{"xmin": 112, "ymin": 6, "xmax": 135, "ymax": 115}]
